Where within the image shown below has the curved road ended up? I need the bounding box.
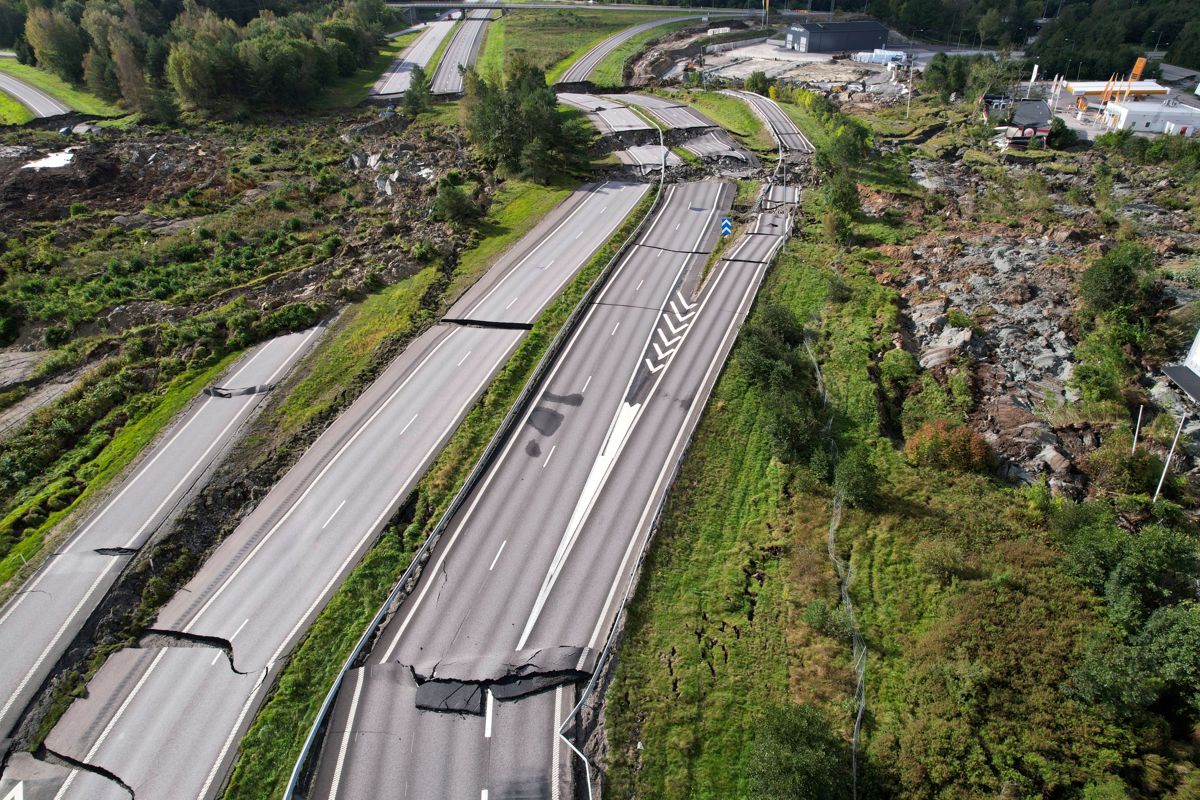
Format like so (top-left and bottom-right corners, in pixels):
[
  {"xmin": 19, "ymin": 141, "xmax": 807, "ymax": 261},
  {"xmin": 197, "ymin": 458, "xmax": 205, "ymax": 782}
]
[
  {"xmin": 0, "ymin": 71, "xmax": 69, "ymax": 118},
  {"xmin": 372, "ymin": 19, "xmax": 458, "ymax": 96},
  {"xmin": 723, "ymin": 88, "xmax": 815, "ymax": 153},
  {"xmin": 557, "ymin": 15, "xmax": 698, "ymax": 85}
]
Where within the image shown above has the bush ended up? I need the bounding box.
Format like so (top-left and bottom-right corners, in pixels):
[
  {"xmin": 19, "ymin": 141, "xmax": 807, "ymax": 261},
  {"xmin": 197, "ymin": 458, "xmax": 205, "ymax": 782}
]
[
  {"xmin": 904, "ymin": 419, "xmax": 992, "ymax": 473},
  {"xmin": 1047, "ymin": 116, "xmax": 1079, "ymax": 149},
  {"xmin": 1080, "ymin": 433, "xmax": 1163, "ymax": 496},
  {"xmin": 748, "ymin": 704, "xmax": 852, "ymax": 800},
  {"xmin": 430, "ymin": 181, "xmax": 480, "ymax": 225},
  {"xmin": 834, "ymin": 445, "xmax": 879, "ymax": 509},
  {"xmin": 1079, "ymin": 242, "xmax": 1153, "ymax": 319}
]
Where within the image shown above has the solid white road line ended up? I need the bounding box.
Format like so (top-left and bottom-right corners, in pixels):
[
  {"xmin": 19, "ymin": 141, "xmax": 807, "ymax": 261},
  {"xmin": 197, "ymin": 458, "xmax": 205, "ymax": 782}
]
[
  {"xmin": 588, "ymin": 248, "xmax": 773, "ymax": 650},
  {"xmin": 377, "ymin": 185, "xmax": 686, "ymax": 664},
  {"xmin": 551, "ymin": 685, "xmax": 563, "ymax": 800},
  {"xmin": 322, "ymin": 500, "xmax": 348, "ymax": 530},
  {"xmin": 488, "ymin": 540, "xmax": 507, "ymax": 571},
  {"xmin": 327, "ymin": 669, "xmax": 366, "ymax": 800},
  {"xmin": 0, "ymin": 328, "xmax": 319, "ymax": 729}
]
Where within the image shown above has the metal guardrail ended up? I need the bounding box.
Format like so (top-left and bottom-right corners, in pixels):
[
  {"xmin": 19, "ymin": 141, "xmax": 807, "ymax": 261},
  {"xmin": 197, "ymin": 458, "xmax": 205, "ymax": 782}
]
[
  {"xmin": 557, "ymin": 199, "xmax": 796, "ymax": 800},
  {"xmin": 282, "ymin": 175, "xmax": 667, "ymax": 799}
]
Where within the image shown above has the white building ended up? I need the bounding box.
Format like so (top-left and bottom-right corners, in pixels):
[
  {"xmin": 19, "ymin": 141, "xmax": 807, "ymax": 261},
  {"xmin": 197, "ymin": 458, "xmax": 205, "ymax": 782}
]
[{"xmin": 1101, "ymin": 99, "xmax": 1200, "ymax": 137}]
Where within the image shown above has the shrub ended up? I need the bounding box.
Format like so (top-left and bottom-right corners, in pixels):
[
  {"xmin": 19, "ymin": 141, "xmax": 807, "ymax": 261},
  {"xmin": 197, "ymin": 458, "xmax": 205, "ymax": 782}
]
[
  {"xmin": 834, "ymin": 445, "xmax": 879, "ymax": 509},
  {"xmin": 430, "ymin": 182, "xmax": 480, "ymax": 225},
  {"xmin": 904, "ymin": 420, "xmax": 992, "ymax": 473},
  {"xmin": 1079, "ymin": 242, "xmax": 1153, "ymax": 319},
  {"xmin": 1080, "ymin": 433, "xmax": 1163, "ymax": 496},
  {"xmin": 748, "ymin": 704, "xmax": 852, "ymax": 800}
]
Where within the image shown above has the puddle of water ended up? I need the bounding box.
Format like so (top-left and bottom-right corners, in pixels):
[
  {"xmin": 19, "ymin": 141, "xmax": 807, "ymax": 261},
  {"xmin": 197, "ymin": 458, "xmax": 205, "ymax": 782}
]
[{"xmin": 23, "ymin": 148, "xmax": 76, "ymax": 170}]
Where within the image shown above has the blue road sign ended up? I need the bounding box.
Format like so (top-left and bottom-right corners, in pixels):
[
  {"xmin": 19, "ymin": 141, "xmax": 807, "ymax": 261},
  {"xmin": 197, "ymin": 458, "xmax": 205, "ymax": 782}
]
[{"xmin": 720, "ymin": 217, "xmax": 732, "ymax": 237}]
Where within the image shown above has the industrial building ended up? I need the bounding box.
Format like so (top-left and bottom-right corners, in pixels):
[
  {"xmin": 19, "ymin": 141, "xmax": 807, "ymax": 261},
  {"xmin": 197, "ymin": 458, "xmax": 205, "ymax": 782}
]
[
  {"xmin": 783, "ymin": 21, "xmax": 889, "ymax": 53},
  {"xmin": 1100, "ymin": 99, "xmax": 1200, "ymax": 137}
]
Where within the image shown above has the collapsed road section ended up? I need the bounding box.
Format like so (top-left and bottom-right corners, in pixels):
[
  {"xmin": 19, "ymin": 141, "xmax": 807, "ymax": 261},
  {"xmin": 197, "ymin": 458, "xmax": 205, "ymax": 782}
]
[
  {"xmin": 304, "ymin": 180, "xmax": 795, "ymax": 799},
  {"xmin": 0, "ymin": 328, "xmax": 321, "ymax": 748},
  {"xmin": 0, "ymin": 180, "xmax": 649, "ymax": 800}
]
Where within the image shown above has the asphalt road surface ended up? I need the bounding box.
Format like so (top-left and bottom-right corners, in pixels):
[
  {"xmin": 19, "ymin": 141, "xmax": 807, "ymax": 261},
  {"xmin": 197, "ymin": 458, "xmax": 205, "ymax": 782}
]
[
  {"xmin": 0, "ymin": 329, "xmax": 320, "ymax": 748},
  {"xmin": 431, "ymin": 8, "xmax": 489, "ymax": 94},
  {"xmin": 557, "ymin": 92, "xmax": 652, "ymax": 134},
  {"xmin": 0, "ymin": 182, "xmax": 648, "ymax": 800},
  {"xmin": 556, "ymin": 16, "xmax": 698, "ymax": 84},
  {"xmin": 372, "ymin": 19, "xmax": 457, "ymax": 96},
  {"xmin": 389, "ymin": 1, "xmax": 753, "ymax": 12},
  {"xmin": 723, "ymin": 88, "xmax": 816, "ymax": 153},
  {"xmin": 0, "ymin": 72, "xmax": 69, "ymax": 117},
  {"xmin": 682, "ymin": 129, "xmax": 754, "ymax": 165},
  {"xmin": 617, "ymin": 144, "xmax": 680, "ymax": 173},
  {"xmin": 309, "ymin": 181, "xmax": 791, "ymax": 800},
  {"xmin": 604, "ymin": 92, "xmax": 715, "ymax": 129}
]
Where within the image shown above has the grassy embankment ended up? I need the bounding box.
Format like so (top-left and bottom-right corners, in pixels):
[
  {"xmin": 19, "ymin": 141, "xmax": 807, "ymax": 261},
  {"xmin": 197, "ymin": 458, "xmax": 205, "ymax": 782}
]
[
  {"xmin": 0, "ymin": 60, "xmax": 123, "ymax": 117},
  {"xmin": 676, "ymin": 89, "xmax": 775, "ymax": 153},
  {"xmin": 475, "ymin": 9, "xmax": 675, "ymax": 81},
  {"xmin": 0, "ymin": 90, "xmax": 33, "ymax": 125},
  {"xmin": 223, "ymin": 184, "xmax": 658, "ymax": 799},
  {"xmin": 586, "ymin": 19, "xmax": 697, "ymax": 88},
  {"xmin": 607, "ymin": 93, "xmax": 1200, "ymax": 798}
]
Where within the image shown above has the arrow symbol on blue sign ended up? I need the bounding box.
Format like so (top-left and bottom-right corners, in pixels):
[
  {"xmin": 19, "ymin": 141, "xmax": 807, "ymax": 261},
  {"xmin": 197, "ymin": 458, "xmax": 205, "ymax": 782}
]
[{"xmin": 720, "ymin": 218, "xmax": 732, "ymax": 237}]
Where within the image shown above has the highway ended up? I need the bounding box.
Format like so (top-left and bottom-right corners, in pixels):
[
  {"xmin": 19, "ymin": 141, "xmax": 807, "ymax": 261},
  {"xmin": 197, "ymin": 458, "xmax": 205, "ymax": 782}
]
[
  {"xmin": 431, "ymin": 7, "xmax": 489, "ymax": 94},
  {"xmin": 617, "ymin": 144, "xmax": 680, "ymax": 174},
  {"xmin": 0, "ymin": 182, "xmax": 649, "ymax": 800},
  {"xmin": 557, "ymin": 92, "xmax": 653, "ymax": 134},
  {"xmin": 556, "ymin": 16, "xmax": 699, "ymax": 84},
  {"xmin": 683, "ymin": 129, "xmax": 754, "ymax": 165},
  {"xmin": 0, "ymin": 72, "xmax": 69, "ymax": 117},
  {"xmin": 389, "ymin": 1, "xmax": 754, "ymax": 13},
  {"xmin": 723, "ymin": 88, "xmax": 816, "ymax": 153},
  {"xmin": 306, "ymin": 181, "xmax": 791, "ymax": 799},
  {"xmin": 604, "ymin": 92, "xmax": 715, "ymax": 129},
  {"xmin": 0, "ymin": 329, "xmax": 320, "ymax": 748},
  {"xmin": 372, "ymin": 19, "xmax": 457, "ymax": 96}
]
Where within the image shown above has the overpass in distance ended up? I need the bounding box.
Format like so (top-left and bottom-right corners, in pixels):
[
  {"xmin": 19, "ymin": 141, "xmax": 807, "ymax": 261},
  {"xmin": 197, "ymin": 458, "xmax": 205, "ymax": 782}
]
[{"xmin": 387, "ymin": 1, "xmax": 759, "ymax": 12}]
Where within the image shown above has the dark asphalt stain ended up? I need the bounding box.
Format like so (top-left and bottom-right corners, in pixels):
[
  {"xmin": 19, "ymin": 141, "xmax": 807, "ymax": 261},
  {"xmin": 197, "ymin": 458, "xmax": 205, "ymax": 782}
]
[
  {"xmin": 527, "ymin": 407, "xmax": 563, "ymax": 436},
  {"xmin": 542, "ymin": 391, "xmax": 583, "ymax": 407},
  {"xmin": 525, "ymin": 440, "xmax": 542, "ymax": 457}
]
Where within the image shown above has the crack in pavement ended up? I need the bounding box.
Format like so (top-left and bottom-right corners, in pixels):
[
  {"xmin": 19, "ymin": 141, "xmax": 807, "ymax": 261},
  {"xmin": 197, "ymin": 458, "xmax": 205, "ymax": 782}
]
[
  {"xmin": 137, "ymin": 630, "xmax": 245, "ymax": 674},
  {"xmin": 41, "ymin": 746, "xmax": 136, "ymax": 799}
]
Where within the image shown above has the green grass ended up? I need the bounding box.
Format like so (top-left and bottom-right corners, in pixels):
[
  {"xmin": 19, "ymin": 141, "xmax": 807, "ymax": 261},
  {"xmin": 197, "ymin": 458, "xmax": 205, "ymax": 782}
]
[
  {"xmin": 274, "ymin": 267, "xmax": 440, "ymax": 437},
  {"xmin": 775, "ymin": 95, "xmax": 833, "ymax": 152},
  {"xmin": 0, "ymin": 353, "xmax": 240, "ymax": 593},
  {"xmin": 0, "ymin": 60, "xmax": 122, "ymax": 117},
  {"xmin": 476, "ymin": 10, "xmax": 677, "ymax": 82},
  {"xmin": 316, "ymin": 32, "xmax": 421, "ymax": 109},
  {"xmin": 0, "ymin": 89, "xmax": 32, "ymax": 125},
  {"xmin": 224, "ymin": 186, "xmax": 658, "ymax": 800},
  {"xmin": 676, "ymin": 90, "xmax": 775, "ymax": 153},
  {"xmin": 584, "ymin": 18, "xmax": 695, "ymax": 87},
  {"xmin": 447, "ymin": 179, "xmax": 575, "ymax": 301}
]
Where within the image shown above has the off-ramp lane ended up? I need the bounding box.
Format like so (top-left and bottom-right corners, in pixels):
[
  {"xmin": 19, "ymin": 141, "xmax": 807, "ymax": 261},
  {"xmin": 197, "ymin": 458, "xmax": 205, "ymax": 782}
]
[
  {"xmin": 0, "ymin": 72, "xmax": 68, "ymax": 117},
  {"xmin": 556, "ymin": 16, "xmax": 699, "ymax": 84}
]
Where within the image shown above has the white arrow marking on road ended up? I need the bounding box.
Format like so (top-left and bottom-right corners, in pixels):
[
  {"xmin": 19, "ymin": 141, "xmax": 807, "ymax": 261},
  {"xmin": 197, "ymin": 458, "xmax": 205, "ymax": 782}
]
[
  {"xmin": 644, "ymin": 359, "xmax": 665, "ymax": 373},
  {"xmin": 652, "ymin": 343, "xmax": 675, "ymax": 360},
  {"xmin": 675, "ymin": 291, "xmax": 695, "ymax": 310},
  {"xmin": 2, "ymin": 781, "xmax": 23, "ymax": 800},
  {"xmin": 657, "ymin": 329, "xmax": 682, "ymax": 348}
]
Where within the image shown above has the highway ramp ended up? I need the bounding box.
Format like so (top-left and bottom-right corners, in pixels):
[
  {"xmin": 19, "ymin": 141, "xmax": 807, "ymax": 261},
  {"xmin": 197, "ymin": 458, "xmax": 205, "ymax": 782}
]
[
  {"xmin": 556, "ymin": 16, "xmax": 699, "ymax": 85},
  {"xmin": 308, "ymin": 181, "xmax": 793, "ymax": 799},
  {"xmin": 0, "ymin": 328, "xmax": 320, "ymax": 748},
  {"xmin": 0, "ymin": 72, "xmax": 69, "ymax": 118},
  {"xmin": 723, "ymin": 88, "xmax": 816, "ymax": 153},
  {"xmin": 3, "ymin": 181, "xmax": 649, "ymax": 800},
  {"xmin": 431, "ymin": 7, "xmax": 489, "ymax": 94},
  {"xmin": 372, "ymin": 19, "xmax": 457, "ymax": 96}
]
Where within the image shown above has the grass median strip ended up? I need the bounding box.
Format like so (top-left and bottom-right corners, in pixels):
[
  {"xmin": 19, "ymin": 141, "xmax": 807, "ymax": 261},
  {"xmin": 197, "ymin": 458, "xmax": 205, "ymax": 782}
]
[
  {"xmin": 317, "ymin": 32, "xmax": 421, "ymax": 108},
  {"xmin": 586, "ymin": 19, "xmax": 695, "ymax": 88},
  {"xmin": 677, "ymin": 90, "xmax": 775, "ymax": 153},
  {"xmin": 223, "ymin": 186, "xmax": 657, "ymax": 799}
]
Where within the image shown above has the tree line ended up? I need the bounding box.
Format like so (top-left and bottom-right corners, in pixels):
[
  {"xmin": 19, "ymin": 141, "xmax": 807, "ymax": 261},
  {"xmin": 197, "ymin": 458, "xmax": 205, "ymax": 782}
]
[{"xmin": 1, "ymin": 0, "xmax": 387, "ymax": 116}]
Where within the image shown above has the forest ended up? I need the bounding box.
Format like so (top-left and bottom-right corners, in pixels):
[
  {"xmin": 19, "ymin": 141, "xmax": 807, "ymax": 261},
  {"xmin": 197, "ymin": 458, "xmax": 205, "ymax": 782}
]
[{"xmin": 0, "ymin": 0, "xmax": 388, "ymax": 116}]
